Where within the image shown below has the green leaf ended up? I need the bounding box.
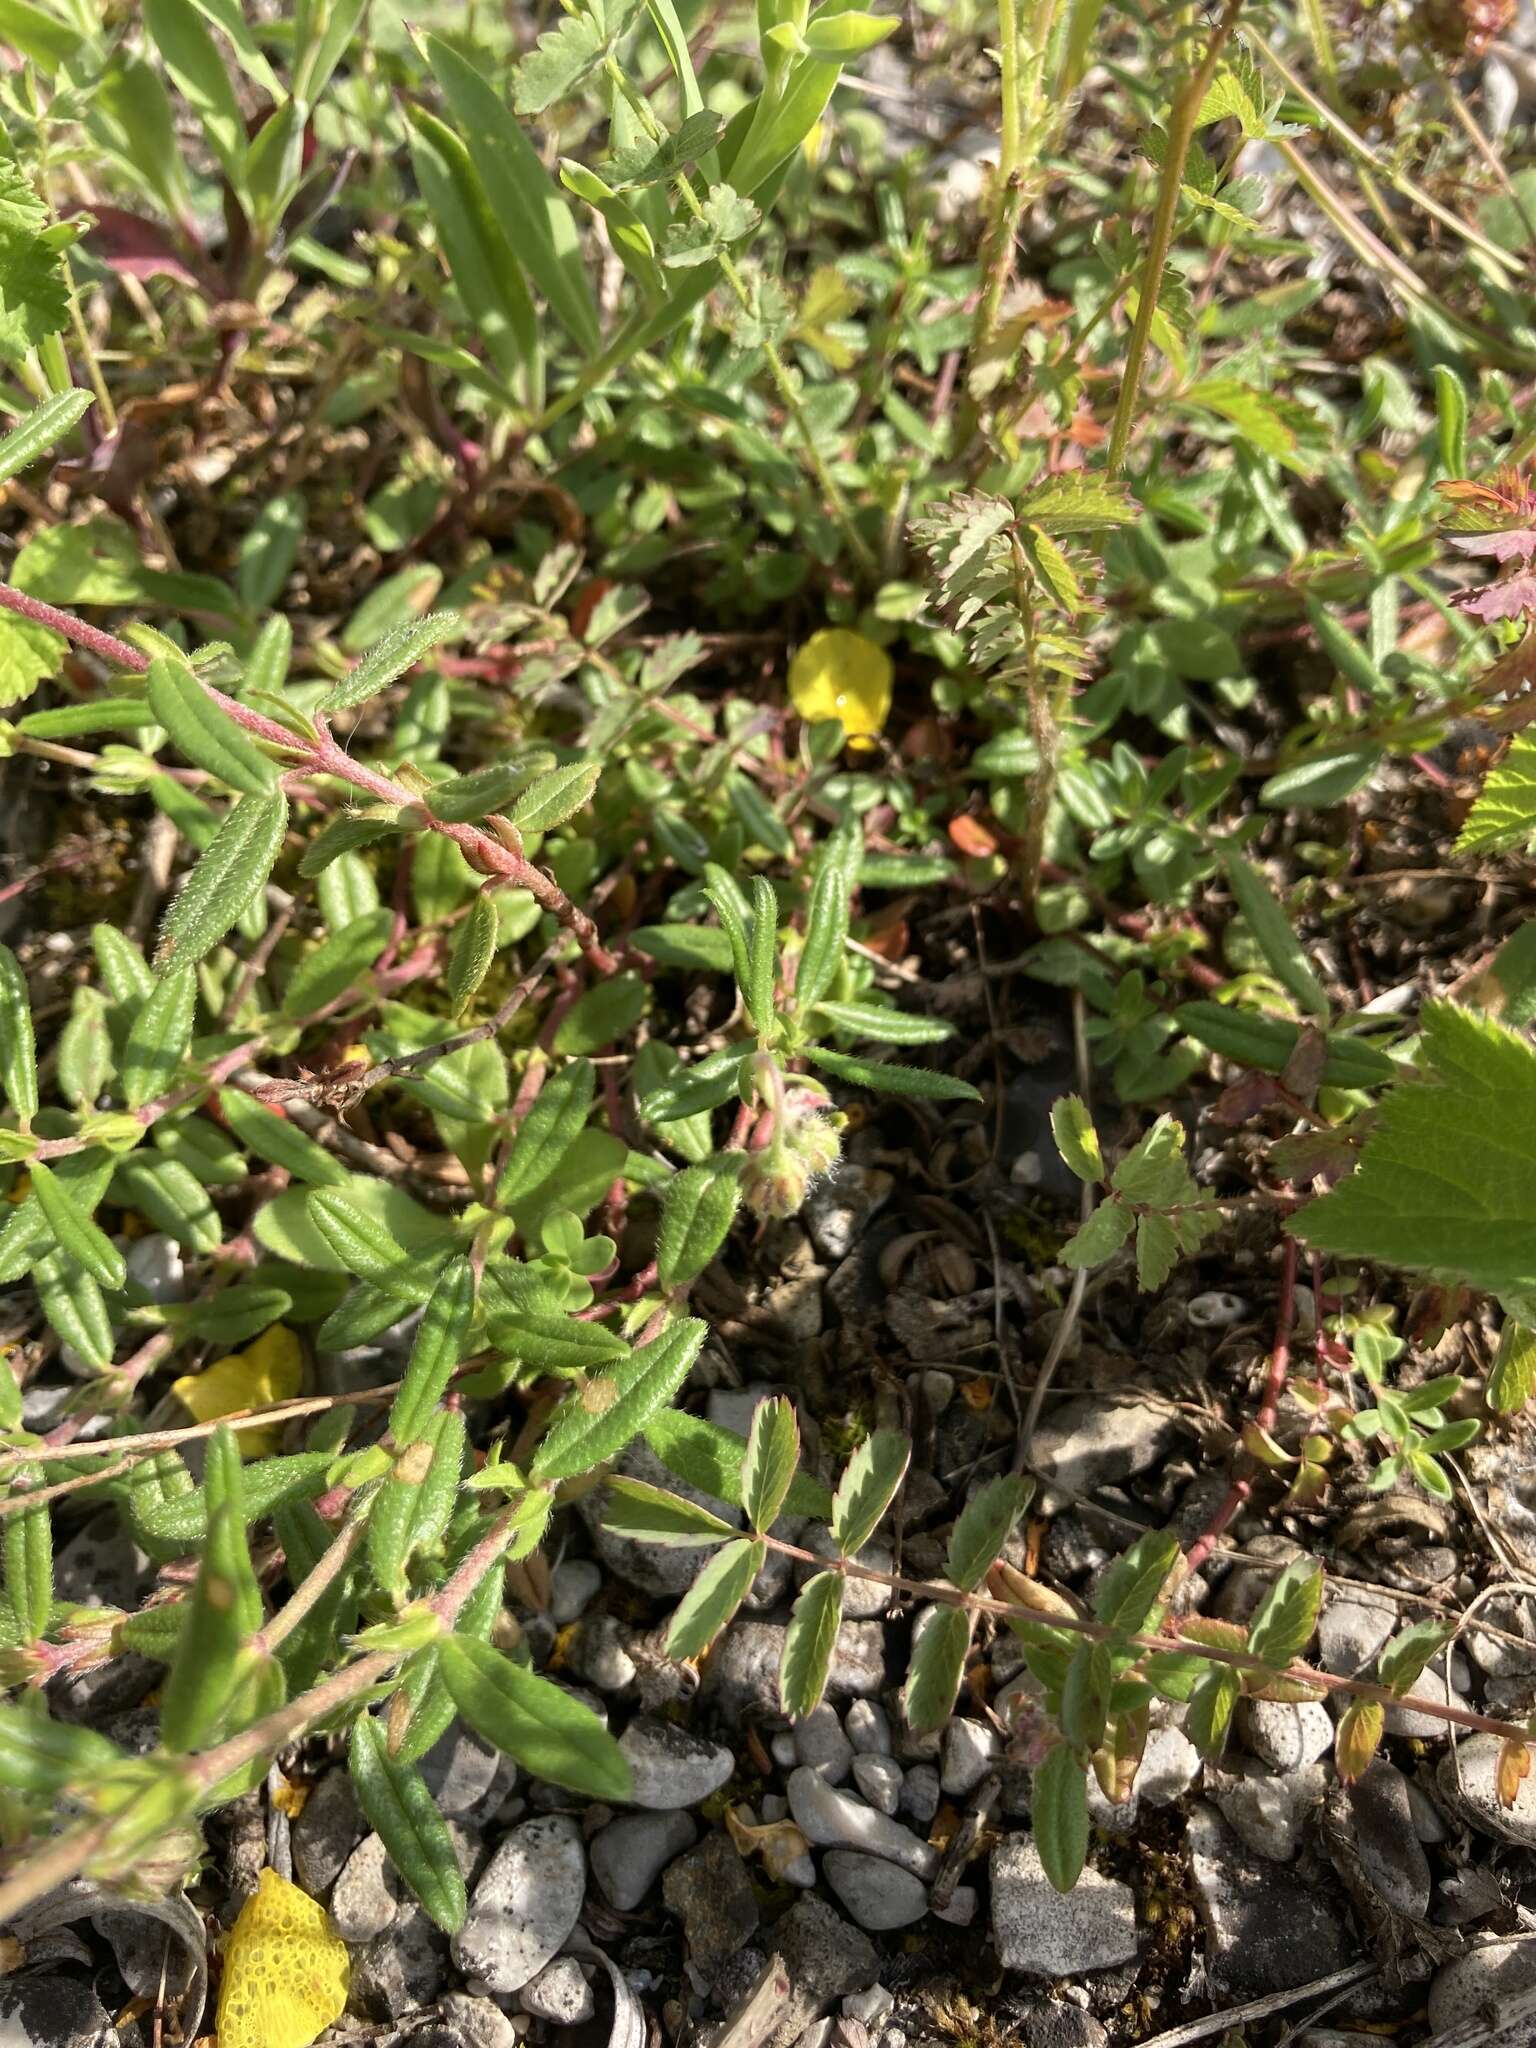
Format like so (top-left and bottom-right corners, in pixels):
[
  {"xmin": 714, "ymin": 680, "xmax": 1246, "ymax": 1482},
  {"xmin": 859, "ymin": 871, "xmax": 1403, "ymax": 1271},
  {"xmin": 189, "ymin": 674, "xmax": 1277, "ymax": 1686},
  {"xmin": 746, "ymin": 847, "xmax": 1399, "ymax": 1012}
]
[
  {"xmin": 507, "ymin": 761, "xmax": 602, "ymax": 833},
  {"xmin": 0, "ymin": 1702, "xmax": 123, "ymax": 1796},
  {"xmin": 1246, "ymin": 1556, "xmax": 1323, "ymax": 1667},
  {"xmin": 348, "ymin": 1712, "xmax": 466, "ymax": 1932},
  {"xmin": 513, "ymin": 5, "xmax": 611, "ymax": 113},
  {"xmin": 390, "ymin": 1260, "xmax": 475, "ymax": 1445},
  {"xmin": 643, "ymin": 1409, "xmax": 834, "ymax": 1520},
  {"xmin": 1459, "ymin": 729, "xmax": 1536, "ymax": 854},
  {"xmin": 148, "ymin": 656, "xmax": 278, "ymax": 796},
  {"xmin": 1375, "ymin": 1617, "xmax": 1456, "ymax": 1697},
  {"xmin": 439, "ymin": 1634, "xmax": 632, "ymax": 1800},
  {"xmin": 111, "ymin": 1153, "xmax": 219, "ymax": 1253},
  {"xmin": 120, "ymin": 964, "xmax": 196, "ymax": 1111},
  {"xmin": 741, "ymin": 1395, "xmax": 800, "ymax": 1535},
  {"xmin": 947, "ymin": 1474, "xmax": 1033, "ymax": 1592},
  {"xmin": 29, "ymin": 1160, "xmax": 125, "ymax": 1289},
  {"xmin": 1032, "ymin": 1745, "xmax": 1089, "ymax": 1893},
  {"xmin": 4, "ymin": 1466, "xmax": 52, "ymax": 1641},
  {"xmin": 603, "ymin": 1476, "xmax": 737, "ymax": 1546},
  {"xmin": 1490, "ymin": 1320, "xmax": 1536, "ymax": 1415},
  {"xmin": 159, "ymin": 1426, "xmax": 260, "ymax": 1751},
  {"xmin": 831, "ymin": 1430, "xmax": 909, "ymax": 1557},
  {"xmin": 143, "ymin": 0, "xmax": 246, "ymax": 183},
  {"xmin": 1092, "ymin": 1528, "xmax": 1180, "ymax": 1634},
  {"xmin": 324, "ymin": 612, "xmax": 461, "ymax": 713},
  {"xmin": 1175, "ymin": 1002, "xmax": 1395, "ymax": 1090},
  {"xmin": 0, "ymin": 389, "xmax": 91, "ymax": 485},
  {"xmin": 157, "ymin": 791, "xmax": 288, "ymax": 971},
  {"xmin": 1060, "ymin": 1199, "xmax": 1134, "ymax": 1270},
  {"xmin": 807, "ymin": 1048, "xmax": 982, "ymax": 1102},
  {"xmin": 1296, "ymin": 1002, "xmax": 1536, "ymax": 1300},
  {"xmin": 1186, "ymin": 1662, "xmax": 1241, "ymax": 1758},
  {"xmin": 216, "ymin": 1088, "xmax": 349, "ymax": 1188},
  {"xmin": 308, "ymin": 1187, "xmax": 446, "ymax": 1296},
  {"xmin": 810, "ymin": 999, "xmax": 952, "ymax": 1046},
  {"xmin": 780, "ymin": 1569, "xmax": 844, "ymax": 1717},
  {"xmin": 425, "ymin": 36, "xmax": 601, "ymax": 355},
  {"xmin": 428, "ymin": 756, "xmax": 556, "ymax": 825},
  {"xmin": 796, "ymin": 850, "xmax": 851, "ymax": 1013},
  {"xmin": 0, "ymin": 942, "xmax": 37, "ymax": 1121},
  {"xmin": 666, "ymin": 1536, "xmax": 765, "ymax": 1659},
  {"xmin": 531, "ymin": 1317, "xmax": 708, "ymax": 1481},
  {"xmin": 802, "ymin": 8, "xmax": 897, "ymax": 55},
  {"xmin": 1050, "ymin": 1094, "xmax": 1102, "ymax": 1183},
  {"xmin": 482, "ymin": 1305, "xmax": 629, "ymax": 1376},
  {"xmin": 552, "ymin": 974, "xmax": 645, "ymax": 1055},
  {"xmin": 367, "ymin": 1407, "xmax": 466, "ymax": 1600},
  {"xmin": 496, "ymin": 1060, "xmax": 597, "ymax": 1209},
  {"xmin": 0, "ymin": 614, "xmax": 67, "ymax": 712},
  {"xmin": 447, "ymin": 892, "xmax": 498, "ymax": 1018},
  {"xmin": 408, "ymin": 104, "xmax": 538, "ymax": 396},
  {"xmin": 657, "ymin": 1156, "xmax": 742, "ymax": 1291},
  {"xmin": 1221, "ymin": 849, "xmax": 1329, "ymax": 1021},
  {"xmin": 901, "ymin": 1602, "xmax": 970, "ymax": 1731}
]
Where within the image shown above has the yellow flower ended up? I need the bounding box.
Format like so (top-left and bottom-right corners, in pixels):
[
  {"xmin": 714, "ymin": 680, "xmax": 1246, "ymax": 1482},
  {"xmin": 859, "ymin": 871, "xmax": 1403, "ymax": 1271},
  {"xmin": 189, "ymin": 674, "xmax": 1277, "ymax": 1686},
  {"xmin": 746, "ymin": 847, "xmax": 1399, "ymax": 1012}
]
[
  {"xmin": 217, "ymin": 1868, "xmax": 349, "ymax": 2048},
  {"xmin": 171, "ymin": 1323, "xmax": 302, "ymax": 1459},
  {"xmin": 787, "ymin": 628, "xmax": 893, "ymax": 742}
]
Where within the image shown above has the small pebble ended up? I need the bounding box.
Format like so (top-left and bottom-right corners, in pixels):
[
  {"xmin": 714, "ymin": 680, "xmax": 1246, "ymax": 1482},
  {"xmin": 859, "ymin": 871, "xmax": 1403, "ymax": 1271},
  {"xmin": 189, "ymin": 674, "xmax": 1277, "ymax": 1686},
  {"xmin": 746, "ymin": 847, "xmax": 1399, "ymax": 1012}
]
[
  {"xmin": 851, "ymin": 1754, "xmax": 903, "ymax": 1816},
  {"xmin": 941, "ymin": 1718, "xmax": 999, "ymax": 1797},
  {"xmin": 549, "ymin": 1558, "xmax": 603, "ymax": 1625},
  {"xmin": 794, "ymin": 1704, "xmax": 854, "ymax": 1784},
  {"xmin": 844, "ymin": 1986, "xmax": 895, "ymax": 2026},
  {"xmin": 519, "ymin": 1957, "xmax": 595, "ymax": 2026},
  {"xmin": 845, "ymin": 1701, "xmax": 892, "ymax": 1755},
  {"xmin": 900, "ymin": 1765, "xmax": 940, "ymax": 1825},
  {"xmin": 823, "ymin": 1851, "xmax": 929, "ymax": 1932}
]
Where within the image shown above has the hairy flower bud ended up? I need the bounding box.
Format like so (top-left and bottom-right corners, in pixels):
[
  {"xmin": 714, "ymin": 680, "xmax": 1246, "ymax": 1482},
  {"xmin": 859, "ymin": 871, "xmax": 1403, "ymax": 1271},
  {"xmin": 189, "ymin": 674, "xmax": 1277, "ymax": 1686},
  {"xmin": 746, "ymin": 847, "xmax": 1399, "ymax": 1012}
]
[{"xmin": 741, "ymin": 1147, "xmax": 811, "ymax": 1220}]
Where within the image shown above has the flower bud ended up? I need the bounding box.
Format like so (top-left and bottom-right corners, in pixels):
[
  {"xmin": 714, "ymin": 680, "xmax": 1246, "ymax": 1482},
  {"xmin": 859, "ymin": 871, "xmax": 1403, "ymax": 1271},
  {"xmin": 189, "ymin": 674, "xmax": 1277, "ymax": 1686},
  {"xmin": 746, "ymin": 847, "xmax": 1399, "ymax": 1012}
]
[{"xmin": 741, "ymin": 1147, "xmax": 811, "ymax": 1220}]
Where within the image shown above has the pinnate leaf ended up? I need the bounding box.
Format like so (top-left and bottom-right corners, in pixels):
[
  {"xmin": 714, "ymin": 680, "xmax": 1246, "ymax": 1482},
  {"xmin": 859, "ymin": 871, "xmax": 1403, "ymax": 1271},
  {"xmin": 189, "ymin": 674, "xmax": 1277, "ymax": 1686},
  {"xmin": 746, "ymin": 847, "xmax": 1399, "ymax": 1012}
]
[
  {"xmin": 780, "ymin": 1569, "xmax": 844, "ymax": 1718},
  {"xmin": 666, "ymin": 1537, "xmax": 764, "ymax": 1659}
]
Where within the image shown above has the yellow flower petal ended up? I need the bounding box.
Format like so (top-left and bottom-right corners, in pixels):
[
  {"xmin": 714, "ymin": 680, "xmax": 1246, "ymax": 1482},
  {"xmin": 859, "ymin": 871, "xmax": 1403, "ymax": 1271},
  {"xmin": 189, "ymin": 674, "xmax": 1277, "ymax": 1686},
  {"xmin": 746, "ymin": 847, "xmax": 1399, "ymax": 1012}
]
[
  {"xmin": 787, "ymin": 628, "xmax": 893, "ymax": 741},
  {"xmin": 172, "ymin": 1324, "xmax": 302, "ymax": 1459},
  {"xmin": 217, "ymin": 1868, "xmax": 349, "ymax": 2048}
]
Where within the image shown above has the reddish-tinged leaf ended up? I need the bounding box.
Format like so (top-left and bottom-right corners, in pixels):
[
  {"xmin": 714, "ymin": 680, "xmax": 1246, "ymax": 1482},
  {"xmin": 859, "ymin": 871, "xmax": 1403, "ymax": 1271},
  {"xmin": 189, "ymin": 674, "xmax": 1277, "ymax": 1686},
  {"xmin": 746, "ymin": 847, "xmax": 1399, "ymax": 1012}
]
[
  {"xmin": 1497, "ymin": 1736, "xmax": 1532, "ymax": 1809},
  {"xmin": 1447, "ymin": 527, "xmax": 1536, "ymax": 564},
  {"xmin": 1454, "ymin": 572, "xmax": 1536, "ymax": 624},
  {"xmin": 948, "ymin": 813, "xmax": 1002, "ymax": 860},
  {"xmin": 1334, "ymin": 1698, "xmax": 1383, "ymax": 1784},
  {"xmin": 81, "ymin": 206, "xmax": 207, "ymax": 286}
]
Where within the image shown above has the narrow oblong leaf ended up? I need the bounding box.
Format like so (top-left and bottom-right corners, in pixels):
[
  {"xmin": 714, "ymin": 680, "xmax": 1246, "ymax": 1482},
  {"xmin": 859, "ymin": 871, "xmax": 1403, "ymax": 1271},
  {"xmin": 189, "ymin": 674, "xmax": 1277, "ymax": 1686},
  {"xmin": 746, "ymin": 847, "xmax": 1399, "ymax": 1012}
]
[
  {"xmin": 741, "ymin": 1395, "xmax": 800, "ymax": 1535},
  {"xmin": 282, "ymin": 907, "xmax": 393, "ymax": 1019},
  {"xmin": 159, "ymin": 1427, "xmax": 259, "ymax": 1752},
  {"xmin": 157, "ymin": 791, "xmax": 288, "ymax": 971},
  {"xmin": 807, "ymin": 1047, "xmax": 983, "ymax": 1103},
  {"xmin": 146, "ymin": 657, "xmax": 277, "ymax": 795},
  {"xmin": 795, "ymin": 854, "xmax": 850, "ymax": 1013},
  {"xmin": 530, "ymin": 1317, "xmax": 709, "ymax": 1482},
  {"xmin": 902, "ymin": 1602, "xmax": 970, "ymax": 1731},
  {"xmin": 506, "ymin": 760, "xmax": 602, "ymax": 833},
  {"xmin": 1221, "ymin": 848, "xmax": 1330, "ymax": 1021},
  {"xmin": 830, "ymin": 1430, "xmax": 910, "ymax": 1557},
  {"xmin": 603, "ymin": 1476, "xmax": 737, "ymax": 1547},
  {"xmin": 745, "ymin": 875, "xmax": 778, "ymax": 1031},
  {"xmin": 656, "ymin": 1156, "xmax": 743, "ymax": 1291},
  {"xmin": 1186, "ymin": 1662, "xmax": 1242, "ymax": 1758},
  {"xmin": 0, "ymin": 390, "xmax": 92, "ymax": 486},
  {"xmin": 780, "ymin": 1569, "xmax": 844, "ymax": 1718},
  {"xmin": 448, "ymin": 892, "xmax": 498, "ymax": 1017},
  {"xmin": 120, "ymin": 964, "xmax": 196, "ymax": 1111},
  {"xmin": 308, "ymin": 1186, "xmax": 444, "ymax": 1298},
  {"xmin": 0, "ymin": 942, "xmax": 38, "ymax": 1121},
  {"xmin": 666, "ymin": 1536, "xmax": 765, "ymax": 1659},
  {"xmin": 29, "ymin": 1160, "xmax": 125, "ymax": 1289},
  {"xmin": 390, "ymin": 1259, "xmax": 475, "ymax": 1445},
  {"xmin": 4, "ymin": 1467, "xmax": 52, "ymax": 1641},
  {"xmin": 496, "ymin": 1060, "xmax": 595, "ymax": 1207},
  {"xmin": 324, "ymin": 611, "xmax": 461, "ymax": 713},
  {"xmin": 439, "ymin": 1634, "xmax": 632, "ymax": 1800},
  {"xmin": 810, "ymin": 999, "xmax": 952, "ymax": 1046},
  {"xmin": 1050, "ymin": 1094, "xmax": 1103, "ymax": 1183},
  {"xmin": 1032, "ymin": 1743, "xmax": 1089, "ymax": 1893},
  {"xmin": 349, "ymin": 1712, "xmax": 467, "ymax": 1932},
  {"xmin": 216, "ymin": 1088, "xmax": 349, "ymax": 1187}
]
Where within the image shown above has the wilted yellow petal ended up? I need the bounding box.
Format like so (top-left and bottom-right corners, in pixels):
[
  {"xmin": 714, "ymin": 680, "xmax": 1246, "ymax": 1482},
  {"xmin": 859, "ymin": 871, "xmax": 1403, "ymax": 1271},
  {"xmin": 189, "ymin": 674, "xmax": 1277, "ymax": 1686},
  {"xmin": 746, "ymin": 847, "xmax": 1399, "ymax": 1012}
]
[
  {"xmin": 172, "ymin": 1324, "xmax": 302, "ymax": 1458},
  {"xmin": 787, "ymin": 628, "xmax": 893, "ymax": 741},
  {"xmin": 217, "ymin": 1868, "xmax": 349, "ymax": 2048}
]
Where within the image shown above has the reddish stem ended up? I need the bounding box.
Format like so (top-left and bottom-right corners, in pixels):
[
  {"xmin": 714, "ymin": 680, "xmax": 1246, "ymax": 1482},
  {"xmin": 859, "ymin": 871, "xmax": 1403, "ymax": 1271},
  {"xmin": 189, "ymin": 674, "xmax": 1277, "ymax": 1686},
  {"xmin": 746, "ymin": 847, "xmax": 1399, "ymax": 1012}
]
[{"xmin": 1185, "ymin": 1231, "xmax": 1298, "ymax": 1576}]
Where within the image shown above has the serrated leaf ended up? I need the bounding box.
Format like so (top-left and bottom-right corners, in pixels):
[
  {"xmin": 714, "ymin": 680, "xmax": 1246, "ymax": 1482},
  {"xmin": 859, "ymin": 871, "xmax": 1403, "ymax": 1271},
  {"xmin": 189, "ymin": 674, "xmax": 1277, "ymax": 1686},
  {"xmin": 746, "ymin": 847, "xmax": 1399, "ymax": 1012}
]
[
  {"xmin": 780, "ymin": 1569, "xmax": 844, "ymax": 1718},
  {"xmin": 513, "ymin": 7, "xmax": 608, "ymax": 114},
  {"xmin": 1032, "ymin": 1744, "xmax": 1089, "ymax": 1893},
  {"xmin": 507, "ymin": 760, "xmax": 602, "ymax": 833},
  {"xmin": 642, "ymin": 1409, "xmax": 834, "ymax": 1520},
  {"xmin": 901, "ymin": 1602, "xmax": 970, "ymax": 1731},
  {"xmin": 1186, "ymin": 1662, "xmax": 1241, "ymax": 1758},
  {"xmin": 1296, "ymin": 1002, "xmax": 1536, "ymax": 1300},
  {"xmin": 324, "ymin": 611, "xmax": 460, "ymax": 712},
  {"xmin": 657, "ymin": 1156, "xmax": 742, "ymax": 1291},
  {"xmin": 830, "ymin": 1430, "xmax": 909, "ymax": 1557},
  {"xmin": 1375, "ymin": 1617, "xmax": 1456, "ymax": 1697},
  {"xmin": 349, "ymin": 1712, "xmax": 466, "ymax": 1931},
  {"xmin": 1050, "ymin": 1094, "xmax": 1102, "ymax": 1182},
  {"xmin": 1334, "ymin": 1698, "xmax": 1384, "ymax": 1784},
  {"xmin": 1490, "ymin": 1321, "xmax": 1536, "ymax": 1414},
  {"xmin": 1459, "ymin": 730, "xmax": 1536, "ymax": 853},
  {"xmin": 666, "ymin": 1536, "xmax": 765, "ymax": 1659},
  {"xmin": 147, "ymin": 657, "xmax": 277, "ymax": 795},
  {"xmin": 807, "ymin": 1047, "xmax": 982, "ymax": 1102},
  {"xmin": 1061, "ymin": 1199, "xmax": 1134, "ymax": 1270},
  {"xmin": 948, "ymin": 1474, "xmax": 1033, "ymax": 1592},
  {"xmin": 1092, "ymin": 1528, "xmax": 1180, "ymax": 1634},
  {"xmin": 1246, "ymin": 1556, "xmax": 1323, "ymax": 1667},
  {"xmin": 157, "ymin": 791, "xmax": 288, "ymax": 970},
  {"xmin": 439, "ymin": 1634, "xmax": 631, "ymax": 1799},
  {"xmin": 603, "ymin": 1476, "xmax": 737, "ymax": 1546},
  {"xmin": 531, "ymin": 1316, "xmax": 708, "ymax": 1481},
  {"xmin": 741, "ymin": 1396, "xmax": 799, "ymax": 1535}
]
